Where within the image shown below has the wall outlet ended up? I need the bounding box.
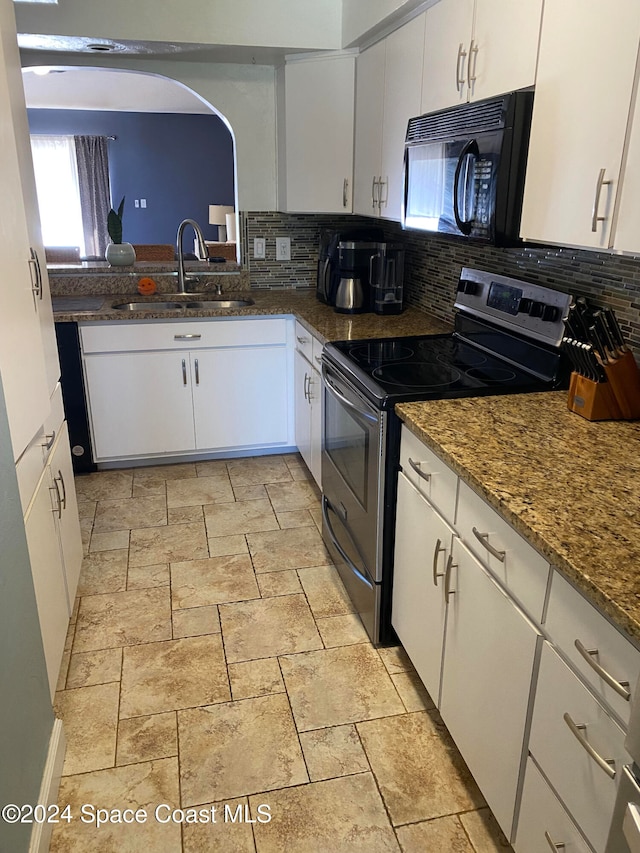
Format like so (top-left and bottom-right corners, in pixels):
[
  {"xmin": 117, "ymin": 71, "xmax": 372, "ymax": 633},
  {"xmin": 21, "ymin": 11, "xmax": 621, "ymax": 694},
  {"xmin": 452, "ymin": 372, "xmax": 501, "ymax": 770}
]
[
  {"xmin": 134, "ymin": 199, "xmax": 140, "ymax": 208},
  {"xmin": 253, "ymin": 237, "xmax": 266, "ymax": 259},
  {"xmin": 140, "ymin": 198, "xmax": 147, "ymax": 209},
  {"xmin": 275, "ymin": 236, "xmax": 291, "ymax": 261}
]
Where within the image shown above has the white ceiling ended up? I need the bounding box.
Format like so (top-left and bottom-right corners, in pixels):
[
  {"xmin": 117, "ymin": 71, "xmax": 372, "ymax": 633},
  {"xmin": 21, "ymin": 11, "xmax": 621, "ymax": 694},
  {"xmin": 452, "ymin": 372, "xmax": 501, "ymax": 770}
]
[{"xmin": 22, "ymin": 66, "xmax": 216, "ymax": 113}]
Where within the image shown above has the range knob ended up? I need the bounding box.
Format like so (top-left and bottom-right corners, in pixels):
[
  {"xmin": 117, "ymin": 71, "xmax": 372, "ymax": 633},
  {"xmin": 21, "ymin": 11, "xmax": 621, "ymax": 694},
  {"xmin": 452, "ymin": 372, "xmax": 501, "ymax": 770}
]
[
  {"xmin": 457, "ymin": 279, "xmax": 478, "ymax": 295},
  {"xmin": 528, "ymin": 301, "xmax": 545, "ymax": 318},
  {"xmin": 542, "ymin": 304, "xmax": 559, "ymax": 322},
  {"xmin": 518, "ymin": 298, "xmax": 533, "ymax": 313}
]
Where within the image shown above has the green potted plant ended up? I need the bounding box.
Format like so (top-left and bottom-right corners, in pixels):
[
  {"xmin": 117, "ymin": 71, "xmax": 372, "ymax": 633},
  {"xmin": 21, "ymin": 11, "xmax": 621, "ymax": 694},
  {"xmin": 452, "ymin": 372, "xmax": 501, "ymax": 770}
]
[{"xmin": 105, "ymin": 196, "xmax": 136, "ymax": 266}]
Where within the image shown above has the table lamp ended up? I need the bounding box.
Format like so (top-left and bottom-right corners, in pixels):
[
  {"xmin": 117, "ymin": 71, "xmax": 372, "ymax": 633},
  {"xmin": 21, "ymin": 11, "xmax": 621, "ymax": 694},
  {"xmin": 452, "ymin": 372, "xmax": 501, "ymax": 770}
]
[{"xmin": 209, "ymin": 205, "xmax": 234, "ymax": 242}]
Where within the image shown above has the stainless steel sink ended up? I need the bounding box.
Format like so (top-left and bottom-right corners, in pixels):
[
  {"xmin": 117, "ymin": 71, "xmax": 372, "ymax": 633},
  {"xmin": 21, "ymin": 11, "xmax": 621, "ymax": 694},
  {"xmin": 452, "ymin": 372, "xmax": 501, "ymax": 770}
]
[
  {"xmin": 185, "ymin": 299, "xmax": 254, "ymax": 309},
  {"xmin": 111, "ymin": 301, "xmax": 184, "ymax": 311}
]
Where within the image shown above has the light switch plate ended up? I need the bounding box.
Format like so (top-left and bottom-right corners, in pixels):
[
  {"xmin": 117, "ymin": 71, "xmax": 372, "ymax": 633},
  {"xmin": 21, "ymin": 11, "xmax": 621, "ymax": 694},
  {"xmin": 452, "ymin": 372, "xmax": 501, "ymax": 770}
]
[
  {"xmin": 253, "ymin": 237, "xmax": 266, "ymax": 259},
  {"xmin": 276, "ymin": 236, "xmax": 291, "ymax": 261}
]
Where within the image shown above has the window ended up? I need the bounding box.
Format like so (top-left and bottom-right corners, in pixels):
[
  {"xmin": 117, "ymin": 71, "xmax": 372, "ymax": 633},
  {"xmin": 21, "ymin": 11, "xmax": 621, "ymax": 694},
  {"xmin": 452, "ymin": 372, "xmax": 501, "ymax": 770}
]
[{"xmin": 30, "ymin": 135, "xmax": 85, "ymax": 253}]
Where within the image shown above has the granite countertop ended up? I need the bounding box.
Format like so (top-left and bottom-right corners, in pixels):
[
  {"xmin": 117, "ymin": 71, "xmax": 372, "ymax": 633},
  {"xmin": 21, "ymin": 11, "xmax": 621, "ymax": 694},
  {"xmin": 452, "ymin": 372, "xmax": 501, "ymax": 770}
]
[
  {"xmin": 396, "ymin": 394, "xmax": 640, "ymax": 645},
  {"xmin": 51, "ymin": 289, "xmax": 452, "ymax": 342}
]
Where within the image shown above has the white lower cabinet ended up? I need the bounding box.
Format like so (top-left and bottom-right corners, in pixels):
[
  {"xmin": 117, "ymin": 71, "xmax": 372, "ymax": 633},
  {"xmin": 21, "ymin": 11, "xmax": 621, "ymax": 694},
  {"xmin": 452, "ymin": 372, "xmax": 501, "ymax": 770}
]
[
  {"xmin": 516, "ymin": 758, "xmax": 592, "ymax": 853},
  {"xmin": 293, "ymin": 322, "xmax": 322, "ymax": 486},
  {"xmin": 440, "ymin": 537, "xmax": 540, "ymax": 838},
  {"xmin": 392, "ymin": 471, "xmax": 454, "ymax": 705},
  {"xmin": 526, "ymin": 641, "xmax": 628, "ymax": 853},
  {"xmin": 81, "ymin": 318, "xmax": 293, "ymax": 463},
  {"xmin": 48, "ymin": 420, "xmax": 83, "ymax": 610}
]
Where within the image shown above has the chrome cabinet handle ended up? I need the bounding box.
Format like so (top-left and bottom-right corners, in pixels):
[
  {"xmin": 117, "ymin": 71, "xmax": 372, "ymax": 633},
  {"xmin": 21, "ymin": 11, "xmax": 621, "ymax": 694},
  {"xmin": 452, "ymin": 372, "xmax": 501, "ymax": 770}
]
[
  {"xmin": 174, "ymin": 333, "xmax": 201, "ymax": 340},
  {"xmin": 472, "ymin": 527, "xmax": 506, "ymax": 562},
  {"xmin": 194, "ymin": 358, "xmax": 200, "ymax": 386},
  {"xmin": 303, "ymin": 373, "xmax": 310, "ymax": 402},
  {"xmin": 563, "ymin": 712, "xmax": 616, "ymax": 779},
  {"xmin": 314, "ymin": 355, "xmax": 322, "ymax": 365},
  {"xmin": 42, "ymin": 430, "xmax": 56, "ymax": 452},
  {"xmin": 51, "ymin": 471, "xmax": 65, "ymax": 519},
  {"xmin": 372, "ymin": 176, "xmax": 379, "ymax": 210},
  {"xmin": 56, "ymin": 470, "xmax": 66, "ymax": 511},
  {"xmin": 432, "ymin": 538, "xmax": 446, "ymax": 586},
  {"xmin": 28, "ymin": 247, "xmax": 43, "ymax": 301},
  {"xmin": 574, "ymin": 639, "xmax": 631, "ymax": 700},
  {"xmin": 456, "ymin": 43, "xmax": 468, "ymax": 91},
  {"xmin": 591, "ymin": 168, "xmax": 612, "ymax": 233},
  {"xmin": 408, "ymin": 457, "xmax": 431, "ymax": 482},
  {"xmin": 182, "ymin": 359, "xmax": 187, "ymax": 385},
  {"xmin": 297, "ymin": 335, "xmax": 308, "ymax": 345},
  {"xmin": 444, "ymin": 553, "xmax": 456, "ymax": 597},
  {"xmin": 343, "ymin": 177, "xmax": 349, "ymax": 208},
  {"xmin": 544, "ymin": 830, "xmax": 565, "ymax": 851},
  {"xmin": 467, "ymin": 39, "xmax": 479, "ymax": 86},
  {"xmin": 379, "ymin": 176, "xmax": 388, "ymax": 209}
]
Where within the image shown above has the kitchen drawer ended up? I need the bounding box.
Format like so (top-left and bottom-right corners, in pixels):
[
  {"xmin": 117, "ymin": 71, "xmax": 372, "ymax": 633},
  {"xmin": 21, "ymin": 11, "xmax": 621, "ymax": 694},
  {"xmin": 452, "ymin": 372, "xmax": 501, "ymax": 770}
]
[
  {"xmin": 399, "ymin": 424, "xmax": 458, "ymax": 524},
  {"xmin": 16, "ymin": 383, "xmax": 65, "ymax": 514},
  {"xmin": 311, "ymin": 335, "xmax": 324, "ymax": 372},
  {"xmin": 515, "ymin": 757, "xmax": 592, "ymax": 853},
  {"xmin": 294, "ymin": 320, "xmax": 314, "ymax": 362},
  {"xmin": 456, "ymin": 479, "xmax": 550, "ymax": 623},
  {"xmin": 529, "ymin": 641, "xmax": 629, "ymax": 853},
  {"xmin": 80, "ymin": 317, "xmax": 289, "ymax": 354},
  {"xmin": 545, "ymin": 570, "xmax": 640, "ymax": 728},
  {"xmin": 44, "ymin": 381, "xmax": 65, "ymax": 440}
]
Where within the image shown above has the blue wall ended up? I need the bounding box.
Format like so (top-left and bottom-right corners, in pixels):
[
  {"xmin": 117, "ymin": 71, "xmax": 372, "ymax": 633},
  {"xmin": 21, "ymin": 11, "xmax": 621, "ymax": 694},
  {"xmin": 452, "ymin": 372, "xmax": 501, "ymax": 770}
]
[
  {"xmin": 28, "ymin": 109, "xmax": 235, "ymax": 246},
  {"xmin": 0, "ymin": 376, "xmax": 54, "ymax": 853}
]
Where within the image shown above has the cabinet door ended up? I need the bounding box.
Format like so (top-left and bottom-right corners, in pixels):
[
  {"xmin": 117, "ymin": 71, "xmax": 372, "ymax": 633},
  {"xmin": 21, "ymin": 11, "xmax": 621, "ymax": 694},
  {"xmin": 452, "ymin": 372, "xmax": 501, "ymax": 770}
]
[
  {"xmin": 294, "ymin": 349, "xmax": 313, "ymax": 471},
  {"xmin": 470, "ymin": 0, "xmax": 542, "ymax": 102},
  {"xmin": 84, "ymin": 351, "xmax": 196, "ymax": 460},
  {"xmin": 440, "ymin": 538, "xmax": 539, "ymax": 839},
  {"xmin": 421, "ymin": 0, "xmax": 474, "ymax": 114},
  {"xmin": 24, "ymin": 468, "xmax": 69, "ymax": 699},
  {"xmin": 193, "ymin": 346, "xmax": 290, "ymax": 451},
  {"xmin": 614, "ymin": 82, "xmax": 640, "ymax": 253},
  {"xmin": 308, "ymin": 364, "xmax": 323, "ymax": 487},
  {"xmin": 520, "ymin": 0, "xmax": 640, "ymax": 249},
  {"xmin": 353, "ymin": 40, "xmax": 385, "ymax": 217},
  {"xmin": 0, "ymin": 1, "xmax": 49, "ymax": 460},
  {"xmin": 49, "ymin": 421, "xmax": 83, "ymax": 612},
  {"xmin": 392, "ymin": 472, "xmax": 454, "ymax": 706},
  {"xmin": 283, "ymin": 55, "xmax": 355, "ymax": 213},
  {"xmin": 380, "ymin": 14, "xmax": 425, "ymax": 221}
]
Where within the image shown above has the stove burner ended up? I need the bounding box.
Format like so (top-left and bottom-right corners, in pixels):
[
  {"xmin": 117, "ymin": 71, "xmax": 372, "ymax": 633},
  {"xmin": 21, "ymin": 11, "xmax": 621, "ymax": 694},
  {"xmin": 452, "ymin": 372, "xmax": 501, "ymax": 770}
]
[
  {"xmin": 349, "ymin": 342, "xmax": 415, "ymax": 363},
  {"xmin": 466, "ymin": 366, "xmax": 517, "ymax": 383},
  {"xmin": 438, "ymin": 350, "xmax": 488, "ymax": 369},
  {"xmin": 372, "ymin": 361, "xmax": 462, "ymax": 389}
]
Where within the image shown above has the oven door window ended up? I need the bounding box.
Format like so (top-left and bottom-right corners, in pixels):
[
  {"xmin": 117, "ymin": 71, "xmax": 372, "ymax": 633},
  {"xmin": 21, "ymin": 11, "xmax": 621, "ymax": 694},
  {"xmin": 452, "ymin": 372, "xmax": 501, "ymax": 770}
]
[
  {"xmin": 404, "ymin": 131, "xmax": 502, "ymax": 240},
  {"xmin": 324, "ymin": 383, "xmax": 371, "ymax": 511}
]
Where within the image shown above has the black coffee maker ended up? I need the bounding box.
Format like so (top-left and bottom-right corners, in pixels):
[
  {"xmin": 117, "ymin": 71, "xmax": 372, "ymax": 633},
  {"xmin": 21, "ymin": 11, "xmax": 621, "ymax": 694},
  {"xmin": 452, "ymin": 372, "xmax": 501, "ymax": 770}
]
[{"xmin": 316, "ymin": 227, "xmax": 384, "ymax": 309}]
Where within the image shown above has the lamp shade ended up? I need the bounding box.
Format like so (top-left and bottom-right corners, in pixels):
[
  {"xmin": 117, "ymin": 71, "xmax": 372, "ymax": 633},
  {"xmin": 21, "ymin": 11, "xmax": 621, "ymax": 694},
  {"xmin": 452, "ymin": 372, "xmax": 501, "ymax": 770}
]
[{"xmin": 209, "ymin": 205, "xmax": 234, "ymax": 226}]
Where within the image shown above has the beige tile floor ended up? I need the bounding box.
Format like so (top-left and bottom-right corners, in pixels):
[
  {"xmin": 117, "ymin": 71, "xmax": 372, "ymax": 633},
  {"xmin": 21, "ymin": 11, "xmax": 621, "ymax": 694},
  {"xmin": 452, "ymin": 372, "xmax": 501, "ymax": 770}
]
[{"xmin": 51, "ymin": 453, "xmax": 512, "ymax": 852}]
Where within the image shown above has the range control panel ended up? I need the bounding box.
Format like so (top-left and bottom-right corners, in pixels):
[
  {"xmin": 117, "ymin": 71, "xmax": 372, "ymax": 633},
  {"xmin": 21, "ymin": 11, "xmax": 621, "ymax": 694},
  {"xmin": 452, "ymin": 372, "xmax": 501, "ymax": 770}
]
[{"xmin": 455, "ymin": 268, "xmax": 572, "ymax": 347}]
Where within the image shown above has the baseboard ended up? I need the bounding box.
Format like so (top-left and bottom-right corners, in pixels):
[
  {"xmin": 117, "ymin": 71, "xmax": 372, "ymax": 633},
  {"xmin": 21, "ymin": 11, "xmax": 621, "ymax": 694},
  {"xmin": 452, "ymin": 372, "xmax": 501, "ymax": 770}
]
[{"xmin": 29, "ymin": 719, "xmax": 66, "ymax": 853}]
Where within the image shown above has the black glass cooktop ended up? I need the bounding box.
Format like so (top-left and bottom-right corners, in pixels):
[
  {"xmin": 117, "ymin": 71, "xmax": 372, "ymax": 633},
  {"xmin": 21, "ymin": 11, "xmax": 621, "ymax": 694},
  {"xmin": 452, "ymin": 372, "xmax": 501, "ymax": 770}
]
[{"xmin": 324, "ymin": 332, "xmax": 559, "ymax": 409}]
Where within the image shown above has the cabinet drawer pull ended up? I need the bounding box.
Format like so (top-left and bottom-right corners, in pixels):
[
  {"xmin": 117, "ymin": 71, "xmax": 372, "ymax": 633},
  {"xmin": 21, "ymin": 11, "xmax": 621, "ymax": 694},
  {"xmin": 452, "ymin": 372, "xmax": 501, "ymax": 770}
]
[
  {"xmin": 297, "ymin": 336, "xmax": 308, "ymax": 345},
  {"xmin": 194, "ymin": 358, "xmax": 200, "ymax": 386},
  {"xmin": 182, "ymin": 359, "xmax": 187, "ymax": 385},
  {"xmin": 444, "ymin": 553, "xmax": 456, "ymax": 598},
  {"xmin": 343, "ymin": 177, "xmax": 349, "ymax": 208},
  {"xmin": 372, "ymin": 176, "xmax": 379, "ymax": 210},
  {"xmin": 304, "ymin": 373, "xmax": 311, "ymax": 402},
  {"xmin": 42, "ymin": 430, "xmax": 56, "ymax": 451},
  {"xmin": 28, "ymin": 247, "xmax": 43, "ymax": 301},
  {"xmin": 544, "ymin": 830, "xmax": 565, "ymax": 851},
  {"xmin": 315, "ymin": 355, "xmax": 322, "ymax": 365},
  {"xmin": 455, "ymin": 42, "xmax": 468, "ymax": 91},
  {"xmin": 57, "ymin": 470, "xmax": 66, "ymax": 511},
  {"xmin": 472, "ymin": 527, "xmax": 506, "ymax": 563},
  {"xmin": 563, "ymin": 712, "xmax": 616, "ymax": 779},
  {"xmin": 574, "ymin": 638, "xmax": 631, "ymax": 701},
  {"xmin": 174, "ymin": 334, "xmax": 201, "ymax": 340},
  {"xmin": 432, "ymin": 538, "xmax": 446, "ymax": 586},
  {"xmin": 379, "ymin": 177, "xmax": 388, "ymax": 208},
  {"xmin": 467, "ymin": 39, "xmax": 479, "ymax": 86},
  {"xmin": 408, "ymin": 457, "xmax": 431, "ymax": 482},
  {"xmin": 591, "ymin": 168, "xmax": 612, "ymax": 232}
]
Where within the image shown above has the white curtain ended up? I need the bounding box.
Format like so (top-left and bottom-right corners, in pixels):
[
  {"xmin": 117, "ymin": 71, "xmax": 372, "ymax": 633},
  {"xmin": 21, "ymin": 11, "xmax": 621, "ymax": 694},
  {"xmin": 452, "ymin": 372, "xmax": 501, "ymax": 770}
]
[{"xmin": 30, "ymin": 135, "xmax": 85, "ymax": 253}]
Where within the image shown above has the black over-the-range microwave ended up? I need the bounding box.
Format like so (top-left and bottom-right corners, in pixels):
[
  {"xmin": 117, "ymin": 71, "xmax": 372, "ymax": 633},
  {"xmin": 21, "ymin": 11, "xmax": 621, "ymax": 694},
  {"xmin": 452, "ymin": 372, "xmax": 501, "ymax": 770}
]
[{"xmin": 402, "ymin": 88, "xmax": 534, "ymax": 245}]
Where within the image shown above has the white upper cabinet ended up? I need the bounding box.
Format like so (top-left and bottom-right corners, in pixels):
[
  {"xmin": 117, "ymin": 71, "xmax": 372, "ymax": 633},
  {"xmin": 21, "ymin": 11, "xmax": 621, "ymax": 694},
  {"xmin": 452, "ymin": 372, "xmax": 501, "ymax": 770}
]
[
  {"xmin": 0, "ymin": 0, "xmax": 49, "ymax": 460},
  {"xmin": 353, "ymin": 13, "xmax": 425, "ymax": 220},
  {"xmin": 421, "ymin": 0, "xmax": 542, "ymax": 114},
  {"xmin": 520, "ymin": 0, "xmax": 640, "ymax": 249},
  {"xmin": 278, "ymin": 54, "xmax": 355, "ymax": 214},
  {"xmin": 614, "ymin": 79, "xmax": 640, "ymax": 254}
]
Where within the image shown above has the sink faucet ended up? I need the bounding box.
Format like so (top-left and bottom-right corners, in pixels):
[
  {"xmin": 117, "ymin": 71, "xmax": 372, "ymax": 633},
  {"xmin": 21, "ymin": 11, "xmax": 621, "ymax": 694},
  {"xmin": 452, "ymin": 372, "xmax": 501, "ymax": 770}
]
[{"xmin": 176, "ymin": 219, "xmax": 208, "ymax": 293}]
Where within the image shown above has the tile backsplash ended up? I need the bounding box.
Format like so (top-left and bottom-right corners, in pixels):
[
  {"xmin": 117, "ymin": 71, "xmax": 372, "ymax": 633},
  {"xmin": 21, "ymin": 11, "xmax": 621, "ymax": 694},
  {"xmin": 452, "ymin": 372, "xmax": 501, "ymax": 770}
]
[{"xmin": 242, "ymin": 211, "xmax": 640, "ymax": 353}]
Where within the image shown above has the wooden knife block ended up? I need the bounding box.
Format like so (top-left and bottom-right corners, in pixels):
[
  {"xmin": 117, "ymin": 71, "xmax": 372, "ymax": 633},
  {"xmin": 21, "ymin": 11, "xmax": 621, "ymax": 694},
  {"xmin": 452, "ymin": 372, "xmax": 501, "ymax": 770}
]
[{"xmin": 567, "ymin": 351, "xmax": 640, "ymax": 420}]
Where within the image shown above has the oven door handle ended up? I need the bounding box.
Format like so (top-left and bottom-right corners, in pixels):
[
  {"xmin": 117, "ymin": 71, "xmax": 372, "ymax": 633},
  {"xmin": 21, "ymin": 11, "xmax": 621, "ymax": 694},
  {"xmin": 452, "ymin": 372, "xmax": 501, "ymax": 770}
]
[
  {"xmin": 322, "ymin": 497, "xmax": 374, "ymax": 590},
  {"xmin": 323, "ymin": 372, "xmax": 378, "ymax": 424}
]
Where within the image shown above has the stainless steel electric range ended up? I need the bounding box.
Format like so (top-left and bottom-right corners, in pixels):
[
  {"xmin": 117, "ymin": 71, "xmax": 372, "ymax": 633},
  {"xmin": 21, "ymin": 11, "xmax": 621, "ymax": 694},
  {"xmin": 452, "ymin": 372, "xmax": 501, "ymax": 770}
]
[{"xmin": 320, "ymin": 267, "xmax": 572, "ymax": 645}]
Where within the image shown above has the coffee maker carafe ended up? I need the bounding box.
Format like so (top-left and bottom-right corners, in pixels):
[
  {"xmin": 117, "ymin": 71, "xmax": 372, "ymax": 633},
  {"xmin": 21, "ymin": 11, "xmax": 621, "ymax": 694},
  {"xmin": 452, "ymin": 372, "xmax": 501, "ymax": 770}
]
[
  {"xmin": 333, "ymin": 241, "xmax": 378, "ymax": 314},
  {"xmin": 369, "ymin": 243, "xmax": 405, "ymax": 315}
]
